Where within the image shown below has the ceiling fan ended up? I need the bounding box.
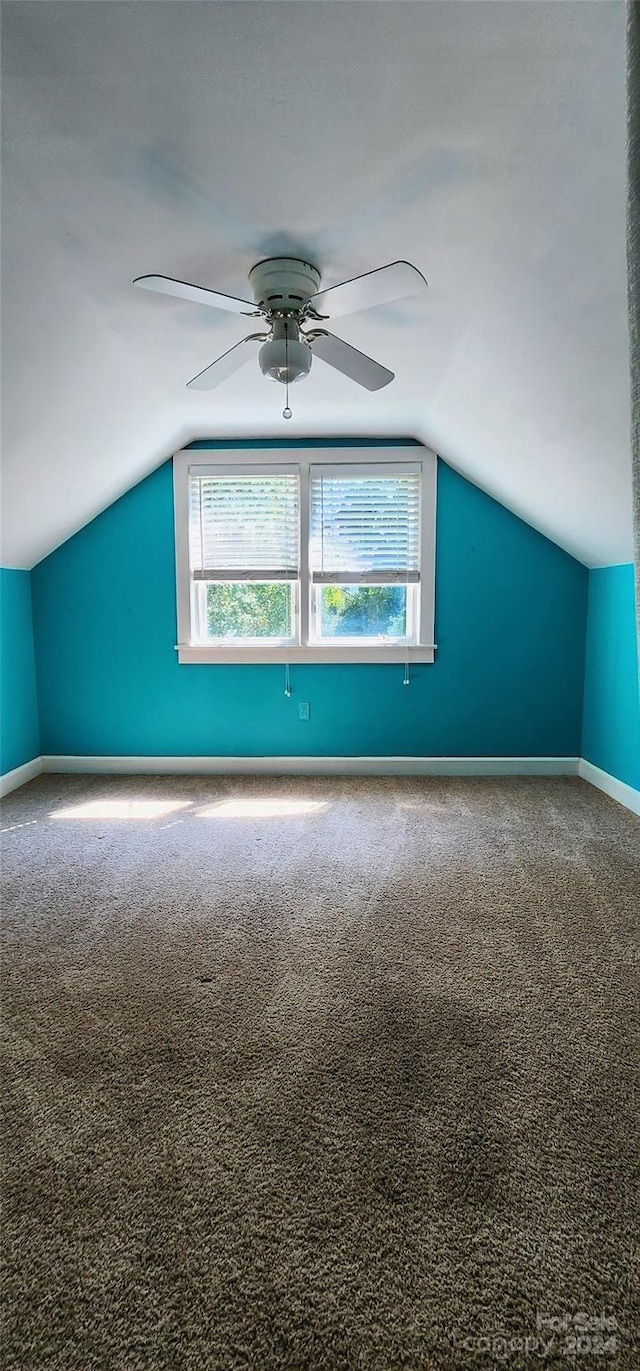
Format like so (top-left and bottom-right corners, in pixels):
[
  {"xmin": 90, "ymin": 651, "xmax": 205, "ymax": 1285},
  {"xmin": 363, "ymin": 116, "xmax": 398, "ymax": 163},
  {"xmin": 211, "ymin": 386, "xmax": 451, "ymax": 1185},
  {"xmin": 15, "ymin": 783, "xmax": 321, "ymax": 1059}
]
[{"xmin": 133, "ymin": 257, "xmax": 427, "ymax": 417}]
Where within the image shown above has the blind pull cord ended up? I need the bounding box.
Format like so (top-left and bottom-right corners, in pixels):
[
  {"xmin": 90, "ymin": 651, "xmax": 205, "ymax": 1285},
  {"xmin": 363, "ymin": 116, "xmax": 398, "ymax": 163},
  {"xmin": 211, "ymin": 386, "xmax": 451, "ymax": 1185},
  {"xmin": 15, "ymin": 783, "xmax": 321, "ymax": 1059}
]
[
  {"xmin": 403, "ymin": 556, "xmax": 410, "ymax": 687},
  {"xmin": 401, "ymin": 483, "xmax": 410, "ymax": 686}
]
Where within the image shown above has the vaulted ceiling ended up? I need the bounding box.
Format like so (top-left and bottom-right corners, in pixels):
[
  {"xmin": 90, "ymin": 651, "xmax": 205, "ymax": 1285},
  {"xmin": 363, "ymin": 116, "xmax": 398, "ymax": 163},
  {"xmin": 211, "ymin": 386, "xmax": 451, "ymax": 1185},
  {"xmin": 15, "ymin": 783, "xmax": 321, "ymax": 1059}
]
[{"xmin": 1, "ymin": 0, "xmax": 632, "ymax": 568}]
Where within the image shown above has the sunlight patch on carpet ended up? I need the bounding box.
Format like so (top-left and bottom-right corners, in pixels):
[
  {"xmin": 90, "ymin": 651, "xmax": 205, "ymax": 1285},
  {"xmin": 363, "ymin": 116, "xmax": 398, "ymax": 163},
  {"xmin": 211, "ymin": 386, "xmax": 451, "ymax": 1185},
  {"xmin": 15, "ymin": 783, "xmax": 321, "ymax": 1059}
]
[{"xmin": 49, "ymin": 799, "xmax": 193, "ymax": 821}]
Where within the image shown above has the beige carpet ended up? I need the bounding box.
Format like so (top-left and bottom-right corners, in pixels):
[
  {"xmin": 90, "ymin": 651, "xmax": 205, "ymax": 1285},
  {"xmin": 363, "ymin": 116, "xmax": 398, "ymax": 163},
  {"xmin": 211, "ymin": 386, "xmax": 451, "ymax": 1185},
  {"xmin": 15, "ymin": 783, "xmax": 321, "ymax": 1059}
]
[{"xmin": 1, "ymin": 774, "xmax": 639, "ymax": 1370}]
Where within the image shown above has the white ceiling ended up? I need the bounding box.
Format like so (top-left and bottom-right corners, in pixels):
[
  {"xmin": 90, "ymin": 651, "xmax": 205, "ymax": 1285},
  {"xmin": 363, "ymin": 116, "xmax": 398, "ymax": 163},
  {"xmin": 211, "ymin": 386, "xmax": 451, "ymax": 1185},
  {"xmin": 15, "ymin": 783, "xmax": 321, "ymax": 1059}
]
[{"xmin": 1, "ymin": 0, "xmax": 632, "ymax": 569}]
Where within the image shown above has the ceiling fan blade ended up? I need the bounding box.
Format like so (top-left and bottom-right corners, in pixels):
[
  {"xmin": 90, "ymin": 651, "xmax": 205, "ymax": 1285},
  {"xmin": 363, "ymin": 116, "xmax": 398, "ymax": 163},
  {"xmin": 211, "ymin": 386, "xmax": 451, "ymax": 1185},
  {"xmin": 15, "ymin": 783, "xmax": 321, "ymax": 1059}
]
[
  {"xmin": 309, "ymin": 260, "xmax": 427, "ymax": 319},
  {"xmin": 310, "ymin": 332, "xmax": 394, "ymax": 391},
  {"xmin": 133, "ymin": 274, "xmax": 258, "ymax": 315},
  {"xmin": 187, "ymin": 335, "xmax": 264, "ymax": 391}
]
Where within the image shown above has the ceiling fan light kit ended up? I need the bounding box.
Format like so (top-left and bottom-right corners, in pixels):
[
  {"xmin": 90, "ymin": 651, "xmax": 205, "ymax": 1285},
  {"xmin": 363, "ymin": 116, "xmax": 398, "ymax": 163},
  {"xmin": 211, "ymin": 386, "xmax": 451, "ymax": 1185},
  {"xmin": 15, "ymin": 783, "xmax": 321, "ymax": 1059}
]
[
  {"xmin": 258, "ymin": 319, "xmax": 312, "ymax": 386},
  {"xmin": 133, "ymin": 256, "xmax": 427, "ymax": 416}
]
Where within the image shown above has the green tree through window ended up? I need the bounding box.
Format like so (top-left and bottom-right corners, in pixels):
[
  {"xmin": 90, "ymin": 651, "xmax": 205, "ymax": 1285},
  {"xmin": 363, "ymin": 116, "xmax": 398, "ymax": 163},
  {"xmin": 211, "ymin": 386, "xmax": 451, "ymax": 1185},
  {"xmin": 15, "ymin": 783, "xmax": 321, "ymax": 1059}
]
[
  {"xmin": 207, "ymin": 583, "xmax": 291, "ymax": 638},
  {"xmin": 320, "ymin": 585, "xmax": 406, "ymax": 637}
]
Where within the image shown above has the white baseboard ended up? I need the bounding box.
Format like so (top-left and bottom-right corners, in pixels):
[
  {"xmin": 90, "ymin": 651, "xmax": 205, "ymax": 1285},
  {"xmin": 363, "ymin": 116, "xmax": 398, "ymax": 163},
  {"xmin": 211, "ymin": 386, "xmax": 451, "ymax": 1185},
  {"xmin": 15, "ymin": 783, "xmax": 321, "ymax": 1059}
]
[
  {"xmin": 578, "ymin": 758, "xmax": 640, "ymax": 816},
  {"xmin": 5, "ymin": 755, "xmax": 638, "ymax": 818},
  {"xmin": 0, "ymin": 755, "xmax": 43, "ymax": 797},
  {"xmin": 40, "ymin": 754, "xmax": 580, "ymax": 778}
]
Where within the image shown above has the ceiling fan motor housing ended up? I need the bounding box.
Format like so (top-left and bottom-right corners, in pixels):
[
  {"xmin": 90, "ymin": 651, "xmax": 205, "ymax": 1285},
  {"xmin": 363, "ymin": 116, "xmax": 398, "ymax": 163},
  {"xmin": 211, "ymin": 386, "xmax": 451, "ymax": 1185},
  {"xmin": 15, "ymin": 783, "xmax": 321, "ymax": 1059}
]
[{"xmin": 249, "ymin": 257, "xmax": 321, "ymax": 314}]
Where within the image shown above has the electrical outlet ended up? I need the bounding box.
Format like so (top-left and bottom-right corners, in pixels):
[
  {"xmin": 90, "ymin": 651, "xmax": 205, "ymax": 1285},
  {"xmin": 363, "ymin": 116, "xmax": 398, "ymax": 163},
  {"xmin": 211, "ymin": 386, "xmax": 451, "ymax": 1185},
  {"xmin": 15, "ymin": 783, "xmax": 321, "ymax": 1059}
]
[{"xmin": 298, "ymin": 702, "xmax": 310, "ymax": 721}]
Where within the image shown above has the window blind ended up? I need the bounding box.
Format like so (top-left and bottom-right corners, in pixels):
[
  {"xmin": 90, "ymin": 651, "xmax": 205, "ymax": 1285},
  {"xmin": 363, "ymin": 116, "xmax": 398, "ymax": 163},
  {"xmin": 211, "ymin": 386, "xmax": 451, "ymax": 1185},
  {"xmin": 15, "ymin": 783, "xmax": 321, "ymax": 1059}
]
[
  {"xmin": 188, "ymin": 471, "xmax": 300, "ymax": 581},
  {"xmin": 309, "ymin": 464, "xmax": 421, "ymax": 584}
]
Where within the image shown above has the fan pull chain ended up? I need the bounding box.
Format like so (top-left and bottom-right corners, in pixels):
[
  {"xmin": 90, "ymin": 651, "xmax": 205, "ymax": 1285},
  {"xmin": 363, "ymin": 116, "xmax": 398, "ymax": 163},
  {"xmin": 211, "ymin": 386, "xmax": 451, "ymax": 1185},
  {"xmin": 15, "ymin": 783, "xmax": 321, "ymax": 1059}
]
[{"xmin": 283, "ymin": 320, "xmax": 292, "ymax": 420}]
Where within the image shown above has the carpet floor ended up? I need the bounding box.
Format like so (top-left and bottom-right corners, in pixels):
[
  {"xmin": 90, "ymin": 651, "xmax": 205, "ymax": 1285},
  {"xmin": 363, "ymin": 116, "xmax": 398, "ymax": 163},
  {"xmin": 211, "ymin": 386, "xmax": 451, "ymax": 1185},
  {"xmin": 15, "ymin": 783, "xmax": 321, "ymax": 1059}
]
[{"xmin": 1, "ymin": 774, "xmax": 639, "ymax": 1370}]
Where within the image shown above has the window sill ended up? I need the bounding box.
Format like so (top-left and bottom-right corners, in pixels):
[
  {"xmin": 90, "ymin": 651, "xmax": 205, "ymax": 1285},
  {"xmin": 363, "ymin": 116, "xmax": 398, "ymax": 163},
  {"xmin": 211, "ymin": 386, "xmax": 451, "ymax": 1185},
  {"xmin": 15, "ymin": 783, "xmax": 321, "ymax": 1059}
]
[{"xmin": 176, "ymin": 644, "xmax": 436, "ymax": 665}]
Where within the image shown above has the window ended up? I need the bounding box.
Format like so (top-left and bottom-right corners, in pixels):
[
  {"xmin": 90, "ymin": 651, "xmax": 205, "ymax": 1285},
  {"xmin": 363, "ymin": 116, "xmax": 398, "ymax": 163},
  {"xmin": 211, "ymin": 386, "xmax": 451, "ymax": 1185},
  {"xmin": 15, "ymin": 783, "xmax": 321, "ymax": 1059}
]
[
  {"xmin": 309, "ymin": 465, "xmax": 421, "ymax": 645},
  {"xmin": 188, "ymin": 468, "xmax": 299, "ymax": 645},
  {"xmin": 174, "ymin": 447, "xmax": 436, "ymax": 664}
]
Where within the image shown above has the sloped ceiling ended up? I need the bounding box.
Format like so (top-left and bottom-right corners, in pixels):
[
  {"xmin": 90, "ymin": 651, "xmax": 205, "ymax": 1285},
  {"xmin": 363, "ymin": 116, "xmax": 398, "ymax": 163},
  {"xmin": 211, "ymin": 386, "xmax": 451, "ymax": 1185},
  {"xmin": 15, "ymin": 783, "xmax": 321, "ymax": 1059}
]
[{"xmin": 1, "ymin": 0, "xmax": 632, "ymax": 569}]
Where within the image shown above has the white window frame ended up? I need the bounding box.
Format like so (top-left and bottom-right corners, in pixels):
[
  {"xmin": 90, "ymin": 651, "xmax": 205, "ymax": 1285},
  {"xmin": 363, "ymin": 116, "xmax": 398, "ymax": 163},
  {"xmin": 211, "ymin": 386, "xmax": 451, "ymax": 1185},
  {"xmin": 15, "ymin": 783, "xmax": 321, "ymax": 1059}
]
[{"xmin": 173, "ymin": 446, "xmax": 436, "ymax": 664}]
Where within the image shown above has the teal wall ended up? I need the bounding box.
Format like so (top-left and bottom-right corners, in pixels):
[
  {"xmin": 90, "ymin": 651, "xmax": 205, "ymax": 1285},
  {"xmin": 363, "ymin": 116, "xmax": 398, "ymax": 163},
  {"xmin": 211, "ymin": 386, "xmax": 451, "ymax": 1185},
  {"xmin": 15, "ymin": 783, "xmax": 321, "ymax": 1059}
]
[
  {"xmin": 581, "ymin": 564, "xmax": 640, "ymax": 790},
  {"xmin": 0, "ymin": 568, "xmax": 40, "ymax": 775},
  {"xmin": 30, "ymin": 443, "xmax": 588, "ymax": 759}
]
